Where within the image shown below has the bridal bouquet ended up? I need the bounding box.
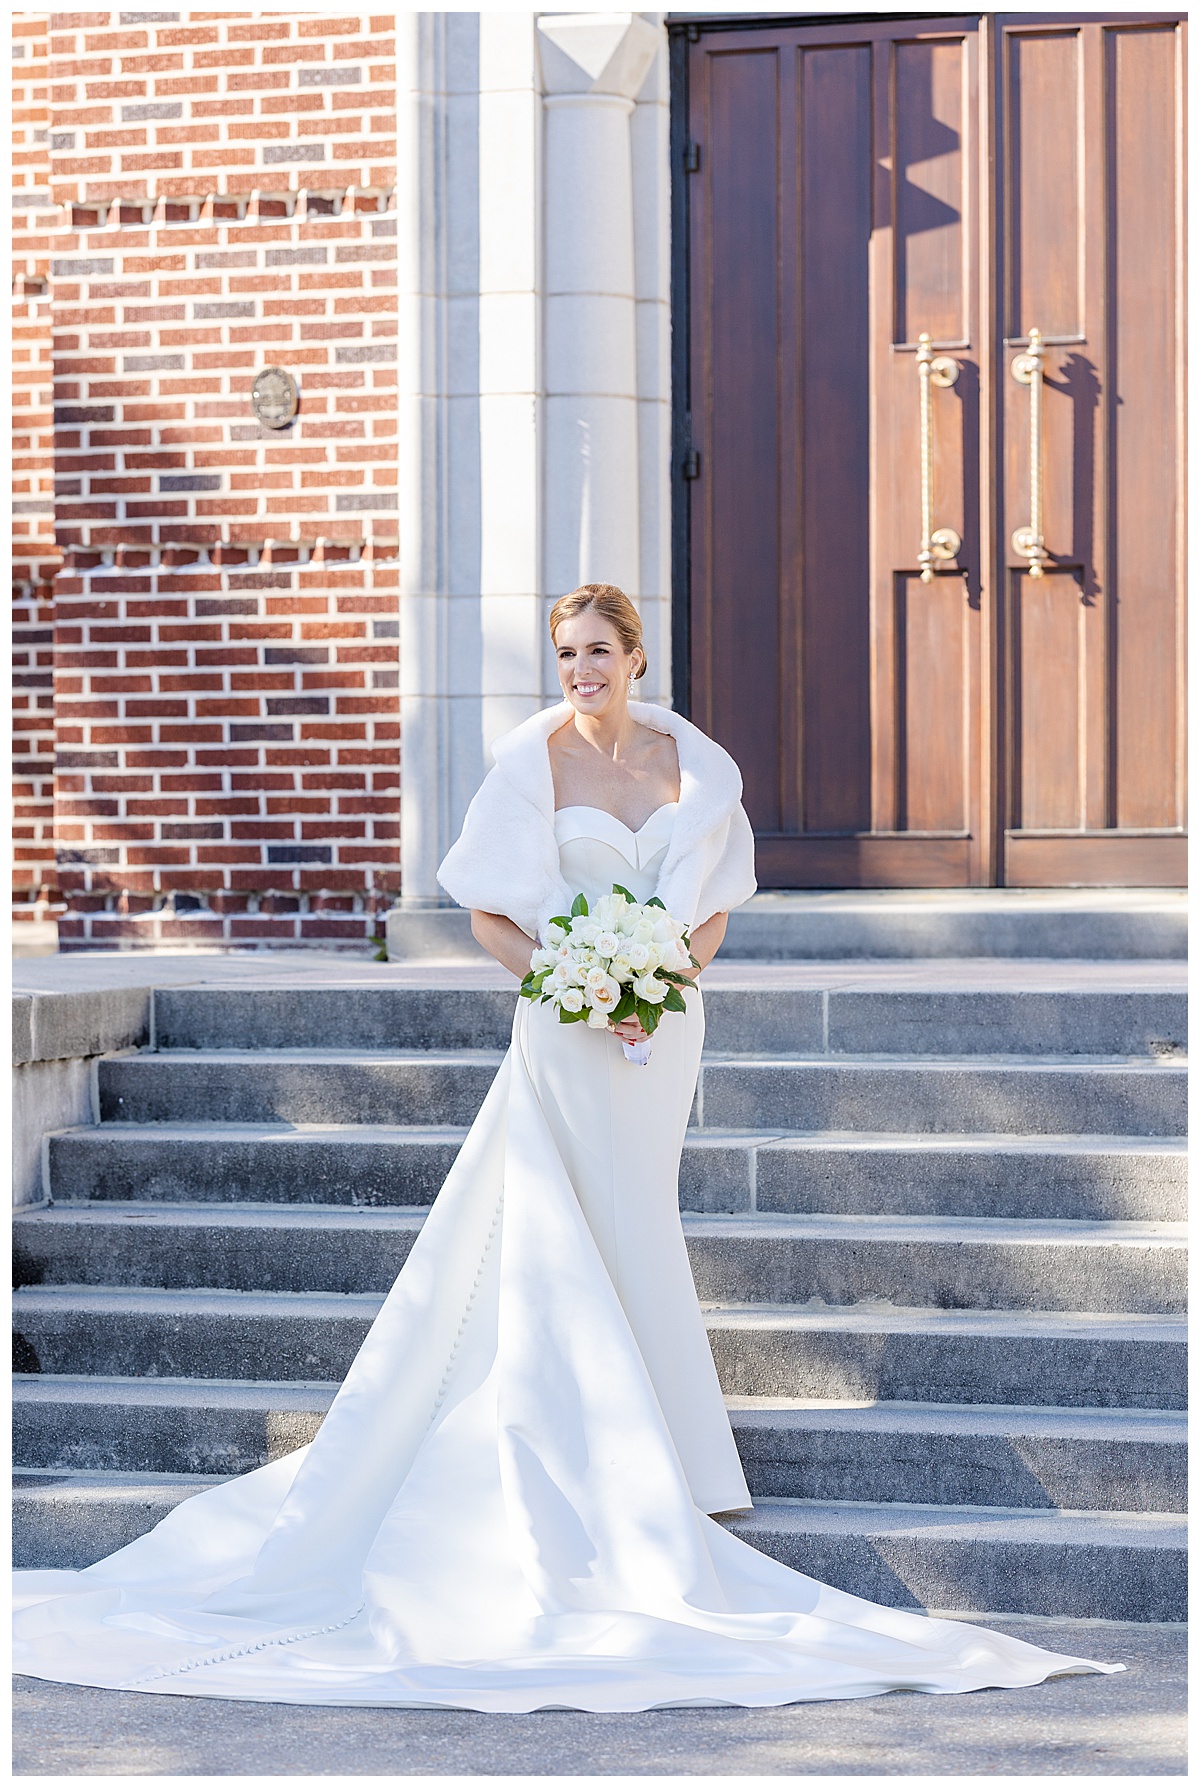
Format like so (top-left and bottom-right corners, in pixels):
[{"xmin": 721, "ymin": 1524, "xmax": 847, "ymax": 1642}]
[{"xmin": 519, "ymin": 886, "xmax": 699, "ymax": 1064}]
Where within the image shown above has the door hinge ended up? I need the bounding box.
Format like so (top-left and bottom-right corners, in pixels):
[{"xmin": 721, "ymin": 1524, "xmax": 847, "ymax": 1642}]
[
  {"xmin": 682, "ymin": 448, "xmax": 701, "ymax": 480},
  {"xmin": 683, "ymin": 140, "xmax": 701, "ymax": 174}
]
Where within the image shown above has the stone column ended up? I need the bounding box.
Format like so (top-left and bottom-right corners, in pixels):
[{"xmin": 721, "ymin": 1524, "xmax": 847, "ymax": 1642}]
[
  {"xmin": 537, "ymin": 12, "xmax": 661, "ymax": 691},
  {"xmin": 396, "ymin": 14, "xmax": 453, "ymax": 909},
  {"xmin": 391, "ymin": 16, "xmax": 544, "ymax": 957}
]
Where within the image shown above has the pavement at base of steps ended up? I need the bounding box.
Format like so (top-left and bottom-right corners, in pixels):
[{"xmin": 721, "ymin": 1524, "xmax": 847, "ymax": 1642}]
[{"xmin": 12, "ymin": 1617, "xmax": 1186, "ymax": 1777}]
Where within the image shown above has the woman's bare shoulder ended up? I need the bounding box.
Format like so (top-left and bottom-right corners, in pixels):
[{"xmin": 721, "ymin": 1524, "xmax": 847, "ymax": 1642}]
[
  {"xmin": 547, "ymin": 718, "xmax": 579, "ymax": 761},
  {"xmin": 634, "ymin": 723, "xmax": 681, "ymax": 790}
]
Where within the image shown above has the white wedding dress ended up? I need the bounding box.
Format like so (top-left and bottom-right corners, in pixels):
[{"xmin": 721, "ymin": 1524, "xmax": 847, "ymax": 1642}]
[{"xmin": 13, "ymin": 806, "xmax": 1119, "ymax": 1710}]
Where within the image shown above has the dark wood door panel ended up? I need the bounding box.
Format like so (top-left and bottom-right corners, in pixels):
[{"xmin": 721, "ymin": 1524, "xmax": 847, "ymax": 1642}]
[
  {"xmin": 997, "ymin": 15, "xmax": 1186, "ymax": 884},
  {"xmin": 1006, "ymin": 834, "xmax": 1187, "ymax": 888},
  {"xmin": 688, "ymin": 42, "xmax": 783, "ymax": 832},
  {"xmin": 687, "ymin": 17, "xmax": 983, "ymax": 887},
  {"xmin": 1107, "ymin": 21, "xmax": 1186, "ymax": 834},
  {"xmin": 755, "ymin": 834, "xmax": 972, "ymax": 890},
  {"xmin": 682, "ymin": 13, "xmax": 1185, "ymax": 889},
  {"xmin": 799, "ymin": 40, "xmax": 873, "ymax": 836}
]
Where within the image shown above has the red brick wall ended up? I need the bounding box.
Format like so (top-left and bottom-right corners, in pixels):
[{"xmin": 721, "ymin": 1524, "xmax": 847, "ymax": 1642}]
[
  {"xmin": 13, "ymin": 14, "xmax": 64, "ymax": 927},
  {"xmin": 43, "ymin": 9, "xmax": 400, "ymax": 949}
]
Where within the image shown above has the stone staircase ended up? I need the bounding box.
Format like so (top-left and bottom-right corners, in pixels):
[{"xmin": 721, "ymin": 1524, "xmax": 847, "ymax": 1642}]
[{"xmin": 13, "ymin": 909, "xmax": 1187, "ymax": 1622}]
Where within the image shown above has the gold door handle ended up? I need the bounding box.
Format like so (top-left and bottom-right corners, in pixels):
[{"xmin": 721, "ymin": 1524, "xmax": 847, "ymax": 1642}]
[
  {"xmin": 1011, "ymin": 327, "xmax": 1048, "ymax": 577},
  {"xmin": 916, "ymin": 334, "xmax": 961, "ymax": 581}
]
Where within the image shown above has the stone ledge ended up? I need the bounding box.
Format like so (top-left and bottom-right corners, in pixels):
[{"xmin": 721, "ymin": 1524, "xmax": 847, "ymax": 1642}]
[{"xmin": 12, "ymin": 987, "xmax": 151, "ymax": 1067}]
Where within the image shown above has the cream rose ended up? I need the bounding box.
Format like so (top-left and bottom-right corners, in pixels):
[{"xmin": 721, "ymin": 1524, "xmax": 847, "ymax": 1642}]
[
  {"xmin": 633, "ymin": 974, "xmax": 668, "ymax": 1004},
  {"xmin": 558, "ymin": 987, "xmax": 584, "ymax": 1013},
  {"xmin": 586, "ymin": 975, "xmax": 622, "ymax": 1011}
]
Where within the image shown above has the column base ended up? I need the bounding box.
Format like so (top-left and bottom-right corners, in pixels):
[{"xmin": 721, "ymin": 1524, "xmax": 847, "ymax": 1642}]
[{"xmin": 384, "ymin": 901, "xmax": 488, "ymax": 962}]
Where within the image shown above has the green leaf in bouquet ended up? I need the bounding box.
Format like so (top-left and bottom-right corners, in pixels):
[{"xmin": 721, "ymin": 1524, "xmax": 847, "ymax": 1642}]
[
  {"xmin": 548, "ymin": 916, "xmax": 573, "ymax": 934},
  {"xmin": 636, "ymin": 999, "xmax": 661, "ymax": 1035},
  {"xmin": 611, "ymin": 988, "xmax": 637, "ymax": 1024},
  {"xmin": 570, "ymin": 892, "xmax": 589, "ymax": 918},
  {"xmin": 687, "ymin": 951, "xmax": 702, "ymax": 970},
  {"xmin": 663, "ymin": 987, "xmax": 687, "ymax": 1013},
  {"xmin": 558, "ymin": 1004, "xmax": 589, "ymax": 1023},
  {"xmin": 645, "ymin": 896, "xmax": 666, "ymax": 910},
  {"xmin": 610, "ymin": 883, "xmax": 637, "ymax": 903}
]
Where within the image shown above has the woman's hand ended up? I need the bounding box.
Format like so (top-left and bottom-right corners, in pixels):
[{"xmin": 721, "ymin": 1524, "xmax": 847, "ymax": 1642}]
[{"xmin": 609, "ymin": 1013, "xmax": 650, "ymax": 1045}]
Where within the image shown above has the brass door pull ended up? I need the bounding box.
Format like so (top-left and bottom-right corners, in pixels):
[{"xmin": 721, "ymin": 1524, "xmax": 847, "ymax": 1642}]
[
  {"xmin": 1011, "ymin": 327, "xmax": 1049, "ymax": 577},
  {"xmin": 916, "ymin": 334, "xmax": 961, "ymax": 582}
]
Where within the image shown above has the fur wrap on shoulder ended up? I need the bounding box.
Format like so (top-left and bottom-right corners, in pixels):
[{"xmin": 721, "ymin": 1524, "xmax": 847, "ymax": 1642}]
[{"xmin": 437, "ymin": 701, "xmax": 757, "ymax": 941}]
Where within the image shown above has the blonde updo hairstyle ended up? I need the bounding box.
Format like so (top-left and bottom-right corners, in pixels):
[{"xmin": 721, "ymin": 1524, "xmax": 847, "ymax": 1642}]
[{"xmin": 548, "ymin": 583, "xmax": 647, "ymax": 686}]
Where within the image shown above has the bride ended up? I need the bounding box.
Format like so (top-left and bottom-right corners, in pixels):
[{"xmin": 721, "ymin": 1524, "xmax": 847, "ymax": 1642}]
[{"xmin": 13, "ymin": 583, "xmax": 1117, "ymax": 1710}]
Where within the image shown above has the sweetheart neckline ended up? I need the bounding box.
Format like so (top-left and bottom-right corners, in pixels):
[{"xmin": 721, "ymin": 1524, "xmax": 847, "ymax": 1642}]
[{"xmin": 553, "ymin": 802, "xmax": 678, "ymax": 840}]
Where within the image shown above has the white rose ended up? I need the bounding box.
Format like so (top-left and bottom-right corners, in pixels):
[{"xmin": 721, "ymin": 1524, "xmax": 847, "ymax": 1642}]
[
  {"xmin": 625, "ymin": 941, "xmax": 650, "ymax": 970},
  {"xmin": 633, "ymin": 973, "xmax": 668, "ymax": 1004},
  {"xmin": 585, "ymin": 1005, "xmax": 611, "ymax": 1028},
  {"xmin": 608, "ymin": 956, "xmax": 634, "ymax": 984},
  {"xmin": 558, "ymin": 986, "xmax": 584, "ymax": 1012},
  {"xmin": 660, "ymin": 938, "xmax": 691, "ymax": 973},
  {"xmin": 593, "ymin": 930, "xmax": 621, "ymax": 958},
  {"xmin": 529, "ymin": 947, "xmax": 556, "ymax": 973},
  {"xmin": 549, "ymin": 963, "xmax": 573, "ymax": 991},
  {"xmin": 584, "ymin": 965, "xmax": 610, "ymax": 990},
  {"xmin": 546, "ymin": 921, "xmax": 568, "ymax": 944},
  {"xmin": 571, "ymin": 917, "xmax": 599, "ymax": 944},
  {"xmin": 586, "ymin": 975, "xmax": 621, "ymax": 1011}
]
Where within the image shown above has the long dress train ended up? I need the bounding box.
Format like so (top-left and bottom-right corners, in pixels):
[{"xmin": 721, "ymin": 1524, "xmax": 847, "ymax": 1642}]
[{"xmin": 12, "ymin": 809, "xmax": 1120, "ymax": 1710}]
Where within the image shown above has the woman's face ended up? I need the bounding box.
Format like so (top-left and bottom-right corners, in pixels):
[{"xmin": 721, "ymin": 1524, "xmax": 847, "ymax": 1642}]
[{"xmin": 554, "ymin": 611, "xmax": 642, "ymax": 719}]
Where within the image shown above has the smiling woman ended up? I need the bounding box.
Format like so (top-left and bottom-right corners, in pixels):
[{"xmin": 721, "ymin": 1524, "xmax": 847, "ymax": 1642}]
[{"xmin": 549, "ymin": 581, "xmax": 649, "ymax": 688}]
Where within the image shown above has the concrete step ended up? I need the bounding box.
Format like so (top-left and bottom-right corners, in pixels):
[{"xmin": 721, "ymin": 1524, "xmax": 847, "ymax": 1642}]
[
  {"xmin": 152, "ymin": 981, "xmax": 1186, "ymax": 1058},
  {"xmin": 12, "ymin": 1468, "xmax": 226, "ymax": 1573},
  {"xmin": 719, "ymin": 891, "xmax": 1189, "ymax": 962},
  {"xmin": 155, "ymin": 987, "xmax": 518, "ymax": 1053},
  {"xmin": 13, "ymin": 1285, "xmax": 1184, "ymax": 1406},
  {"xmin": 740, "ymin": 1133, "xmax": 1187, "ymax": 1222},
  {"xmin": 98, "ymin": 1051, "xmax": 506, "ymax": 1128},
  {"xmin": 724, "ymin": 1498, "xmax": 1187, "ymax": 1623},
  {"xmin": 11, "ymin": 1466, "xmax": 1185, "ymax": 1621},
  {"xmin": 385, "ymin": 888, "xmax": 1188, "ymax": 963},
  {"xmin": 685, "ymin": 1215, "xmax": 1186, "ymax": 1315},
  {"xmin": 14, "ymin": 1204, "xmax": 1187, "ymax": 1315},
  {"xmin": 47, "ymin": 1123, "xmax": 1187, "ymax": 1222},
  {"xmin": 13, "ymin": 1377, "xmax": 1185, "ymax": 1514},
  {"xmin": 47, "ymin": 1124, "xmax": 465, "ymax": 1211},
  {"xmin": 96, "ymin": 1050, "xmax": 1186, "ymax": 1134},
  {"xmin": 703, "ymin": 1305, "xmax": 1185, "ymax": 1409},
  {"xmin": 727, "ymin": 1400, "xmax": 1186, "ymax": 1513},
  {"xmin": 698, "ymin": 1057, "xmax": 1185, "ymax": 1136}
]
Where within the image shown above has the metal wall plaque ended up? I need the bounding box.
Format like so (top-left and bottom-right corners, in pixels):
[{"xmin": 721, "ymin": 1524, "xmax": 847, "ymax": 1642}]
[{"xmin": 251, "ymin": 366, "xmax": 298, "ymax": 428}]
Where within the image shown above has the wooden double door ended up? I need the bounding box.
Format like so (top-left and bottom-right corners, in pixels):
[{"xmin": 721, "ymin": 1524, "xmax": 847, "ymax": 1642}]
[{"xmin": 682, "ymin": 13, "xmax": 1186, "ymax": 886}]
